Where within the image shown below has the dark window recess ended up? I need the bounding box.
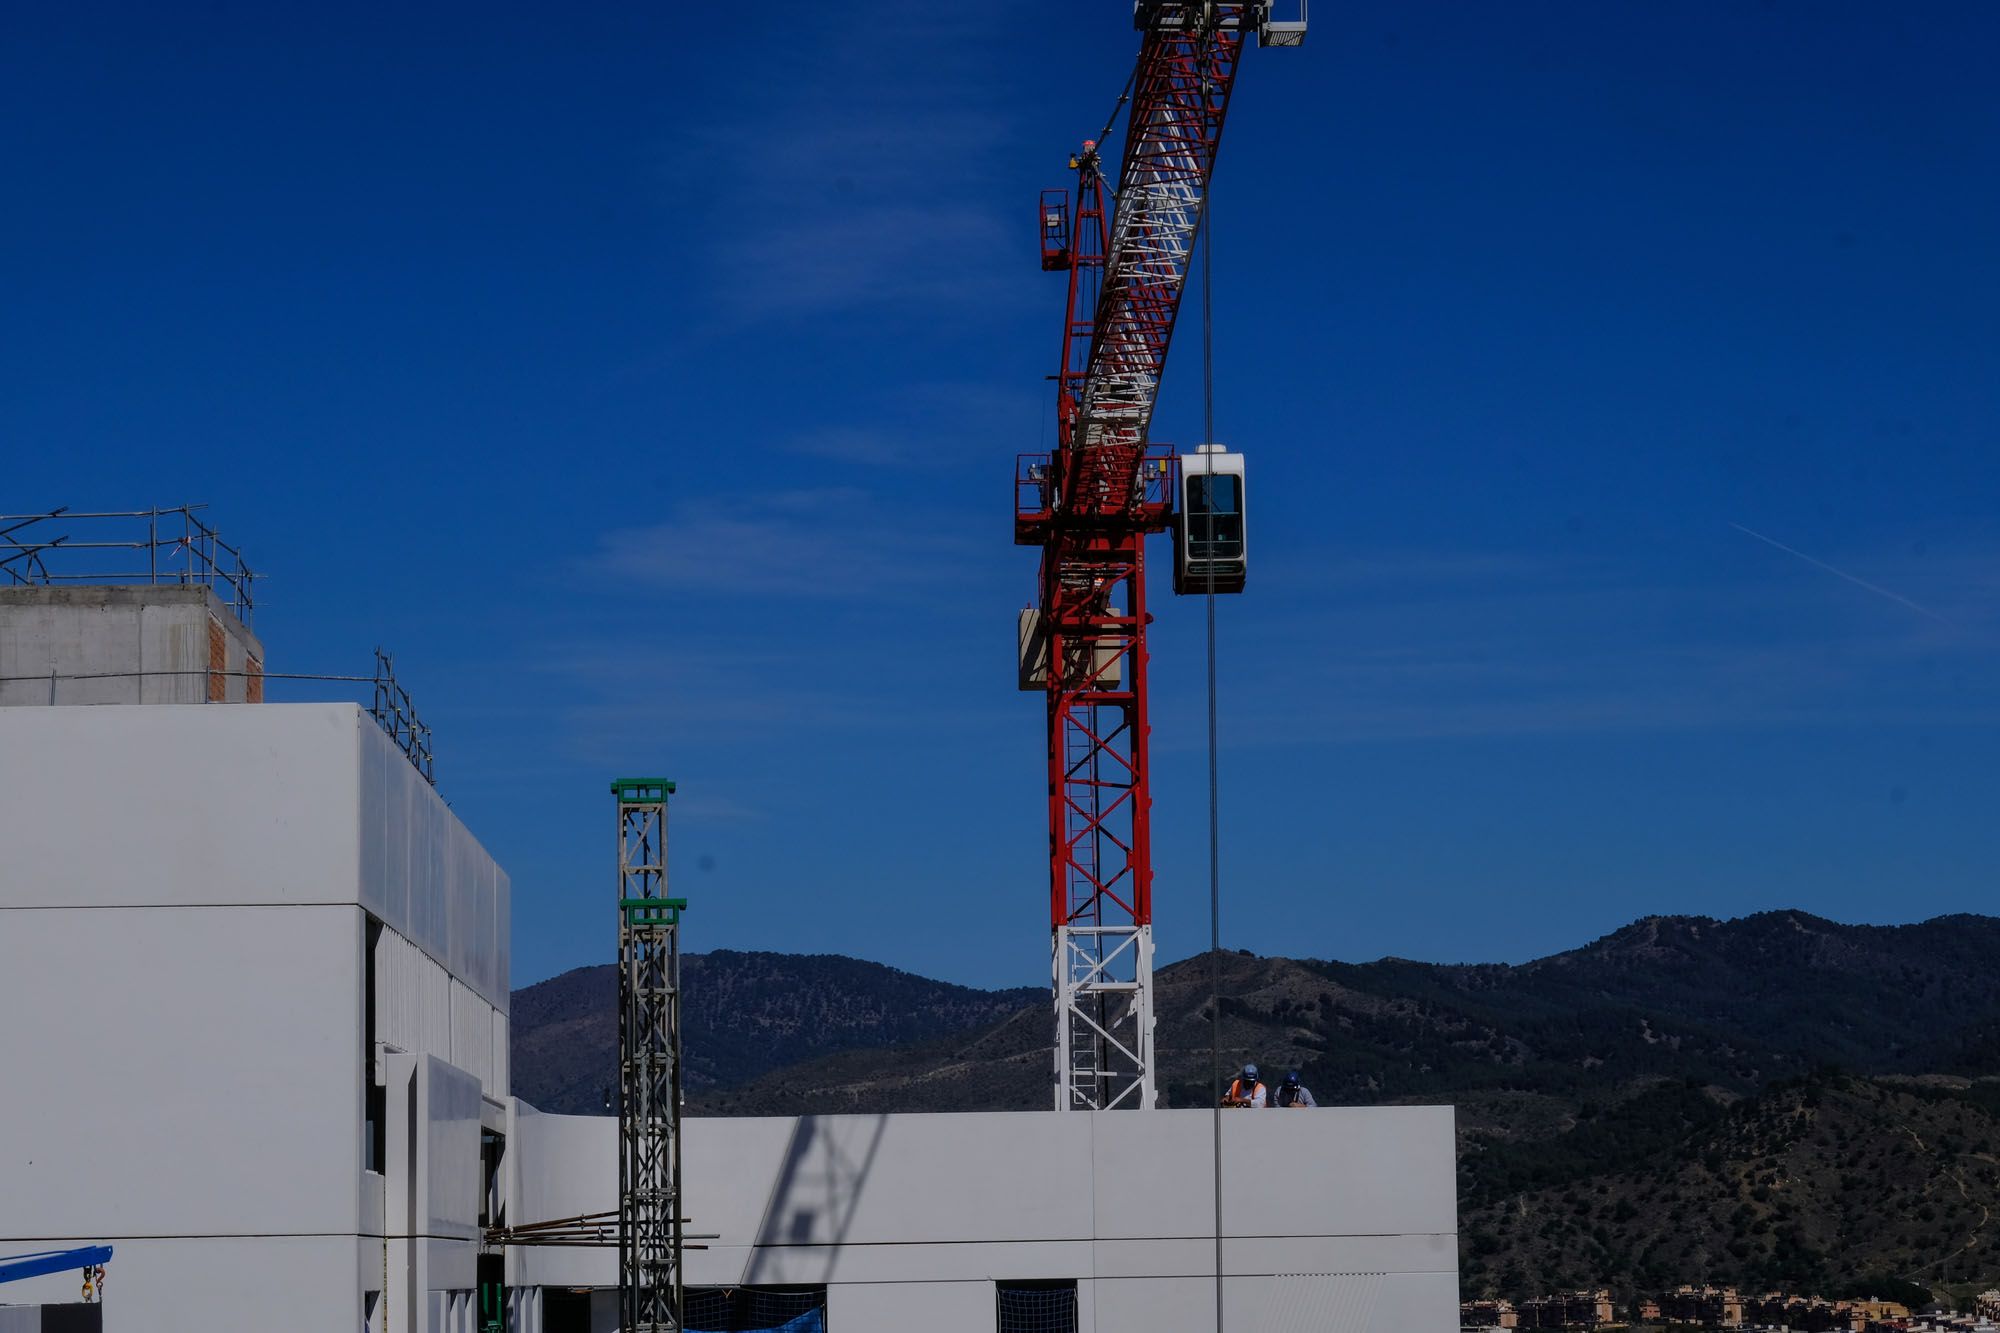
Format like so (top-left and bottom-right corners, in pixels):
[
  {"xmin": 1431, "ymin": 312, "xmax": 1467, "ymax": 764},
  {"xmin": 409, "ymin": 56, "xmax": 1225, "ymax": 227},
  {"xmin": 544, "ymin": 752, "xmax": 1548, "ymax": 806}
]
[
  {"xmin": 42, "ymin": 1306, "xmax": 105, "ymax": 1333},
  {"xmin": 477, "ymin": 1253, "xmax": 505, "ymax": 1333},
  {"xmin": 1184, "ymin": 474, "xmax": 1244, "ymax": 558},
  {"xmin": 480, "ymin": 1130, "xmax": 504, "ymax": 1229},
  {"xmin": 683, "ymin": 1285, "xmax": 828, "ymax": 1332},
  {"xmin": 542, "ymin": 1287, "xmax": 592, "ymax": 1333},
  {"xmin": 998, "ymin": 1279, "xmax": 1079, "ymax": 1333},
  {"xmin": 364, "ymin": 916, "xmax": 385, "ymax": 1173}
]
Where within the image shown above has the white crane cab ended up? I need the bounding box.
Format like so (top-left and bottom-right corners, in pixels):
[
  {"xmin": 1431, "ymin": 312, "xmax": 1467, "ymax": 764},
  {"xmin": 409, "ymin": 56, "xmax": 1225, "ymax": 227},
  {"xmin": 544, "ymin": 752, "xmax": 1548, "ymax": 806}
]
[{"xmin": 1172, "ymin": 444, "xmax": 1247, "ymax": 595}]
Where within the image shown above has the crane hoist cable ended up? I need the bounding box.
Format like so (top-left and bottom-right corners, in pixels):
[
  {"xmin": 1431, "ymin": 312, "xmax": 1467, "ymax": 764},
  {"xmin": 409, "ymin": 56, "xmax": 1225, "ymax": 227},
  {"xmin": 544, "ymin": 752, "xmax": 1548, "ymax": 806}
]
[{"xmin": 1203, "ymin": 78, "xmax": 1228, "ymax": 1333}]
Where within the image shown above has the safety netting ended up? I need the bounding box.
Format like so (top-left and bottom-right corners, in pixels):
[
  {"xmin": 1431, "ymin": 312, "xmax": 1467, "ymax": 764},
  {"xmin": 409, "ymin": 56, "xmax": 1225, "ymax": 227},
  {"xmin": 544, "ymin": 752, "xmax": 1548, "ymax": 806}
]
[
  {"xmin": 997, "ymin": 1280, "xmax": 1079, "ymax": 1333},
  {"xmin": 684, "ymin": 1285, "xmax": 827, "ymax": 1333}
]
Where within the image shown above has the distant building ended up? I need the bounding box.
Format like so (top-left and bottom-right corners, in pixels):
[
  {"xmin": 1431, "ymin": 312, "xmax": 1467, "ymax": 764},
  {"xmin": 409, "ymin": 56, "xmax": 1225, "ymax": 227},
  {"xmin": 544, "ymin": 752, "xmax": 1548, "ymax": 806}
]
[
  {"xmin": 1464, "ymin": 1298, "xmax": 1521, "ymax": 1329},
  {"xmin": 1885, "ymin": 1317, "xmax": 1999, "ymax": 1333},
  {"xmin": 1978, "ymin": 1293, "xmax": 2000, "ymax": 1324},
  {"xmin": 1520, "ymin": 1290, "xmax": 1616, "ymax": 1328},
  {"xmin": 1741, "ymin": 1293, "xmax": 1868, "ymax": 1331},
  {"xmin": 1851, "ymin": 1298, "xmax": 1913, "ymax": 1324},
  {"xmin": 1658, "ymin": 1285, "xmax": 1746, "ymax": 1328}
]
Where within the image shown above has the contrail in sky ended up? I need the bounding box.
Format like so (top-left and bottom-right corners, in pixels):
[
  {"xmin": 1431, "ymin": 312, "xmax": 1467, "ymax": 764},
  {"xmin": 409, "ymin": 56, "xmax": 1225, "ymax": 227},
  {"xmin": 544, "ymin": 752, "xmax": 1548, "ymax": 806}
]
[{"xmin": 1729, "ymin": 522, "xmax": 1949, "ymax": 624}]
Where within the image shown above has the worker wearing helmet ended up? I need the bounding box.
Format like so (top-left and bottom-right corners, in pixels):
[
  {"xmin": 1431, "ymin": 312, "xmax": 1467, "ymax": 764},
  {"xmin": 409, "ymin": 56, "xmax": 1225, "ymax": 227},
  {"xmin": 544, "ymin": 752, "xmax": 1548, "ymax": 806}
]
[
  {"xmin": 1274, "ymin": 1069, "xmax": 1317, "ymax": 1109},
  {"xmin": 1221, "ymin": 1062, "xmax": 1267, "ymax": 1108}
]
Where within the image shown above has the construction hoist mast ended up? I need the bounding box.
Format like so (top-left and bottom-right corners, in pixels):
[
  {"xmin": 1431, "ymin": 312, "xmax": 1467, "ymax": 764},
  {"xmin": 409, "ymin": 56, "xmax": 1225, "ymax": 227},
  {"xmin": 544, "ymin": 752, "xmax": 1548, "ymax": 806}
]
[
  {"xmin": 614, "ymin": 778, "xmax": 685, "ymax": 1331},
  {"xmin": 1017, "ymin": 2, "xmax": 1304, "ymax": 1112}
]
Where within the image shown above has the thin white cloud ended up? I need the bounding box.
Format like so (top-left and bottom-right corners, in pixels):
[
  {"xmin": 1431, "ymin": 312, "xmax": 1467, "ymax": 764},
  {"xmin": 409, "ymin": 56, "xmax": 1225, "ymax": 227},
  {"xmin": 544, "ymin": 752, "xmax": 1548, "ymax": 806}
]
[
  {"xmin": 587, "ymin": 489, "xmax": 982, "ymax": 598},
  {"xmin": 782, "ymin": 382, "xmax": 1047, "ymax": 468},
  {"xmin": 661, "ymin": 3, "xmax": 1022, "ymax": 327}
]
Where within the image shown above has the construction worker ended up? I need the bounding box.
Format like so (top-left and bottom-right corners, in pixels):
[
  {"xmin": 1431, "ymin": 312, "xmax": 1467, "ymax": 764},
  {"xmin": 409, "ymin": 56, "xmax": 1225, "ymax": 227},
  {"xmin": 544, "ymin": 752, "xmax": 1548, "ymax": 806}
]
[
  {"xmin": 1274, "ymin": 1070, "xmax": 1317, "ymax": 1108},
  {"xmin": 1221, "ymin": 1062, "xmax": 1267, "ymax": 1107}
]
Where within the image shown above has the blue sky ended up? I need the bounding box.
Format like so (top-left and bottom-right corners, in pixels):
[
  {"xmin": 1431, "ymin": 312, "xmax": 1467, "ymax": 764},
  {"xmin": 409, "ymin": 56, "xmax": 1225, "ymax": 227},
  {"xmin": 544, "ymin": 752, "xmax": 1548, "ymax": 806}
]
[{"xmin": 6, "ymin": 3, "xmax": 1998, "ymax": 989}]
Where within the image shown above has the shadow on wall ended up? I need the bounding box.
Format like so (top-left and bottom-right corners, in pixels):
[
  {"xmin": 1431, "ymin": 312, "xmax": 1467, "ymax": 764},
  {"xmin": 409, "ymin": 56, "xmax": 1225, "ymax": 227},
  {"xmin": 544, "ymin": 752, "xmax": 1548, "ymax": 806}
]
[{"xmin": 742, "ymin": 1114, "xmax": 890, "ymax": 1286}]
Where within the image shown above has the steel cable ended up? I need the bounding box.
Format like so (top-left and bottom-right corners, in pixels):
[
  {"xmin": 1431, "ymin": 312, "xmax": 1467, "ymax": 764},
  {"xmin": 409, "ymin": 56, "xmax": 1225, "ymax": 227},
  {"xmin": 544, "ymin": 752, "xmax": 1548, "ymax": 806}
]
[{"xmin": 1201, "ymin": 63, "xmax": 1226, "ymax": 1333}]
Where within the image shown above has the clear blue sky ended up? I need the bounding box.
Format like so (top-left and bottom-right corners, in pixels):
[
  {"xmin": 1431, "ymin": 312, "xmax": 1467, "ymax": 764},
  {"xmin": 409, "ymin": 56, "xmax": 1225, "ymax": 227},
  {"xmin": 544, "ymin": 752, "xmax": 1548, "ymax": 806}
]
[{"xmin": 7, "ymin": 3, "xmax": 1998, "ymax": 989}]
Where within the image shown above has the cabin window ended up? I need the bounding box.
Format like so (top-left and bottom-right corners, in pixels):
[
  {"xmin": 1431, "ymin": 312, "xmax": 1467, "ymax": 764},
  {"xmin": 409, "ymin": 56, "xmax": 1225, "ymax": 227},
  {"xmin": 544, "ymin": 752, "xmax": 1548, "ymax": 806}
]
[{"xmin": 1185, "ymin": 473, "xmax": 1244, "ymax": 558}]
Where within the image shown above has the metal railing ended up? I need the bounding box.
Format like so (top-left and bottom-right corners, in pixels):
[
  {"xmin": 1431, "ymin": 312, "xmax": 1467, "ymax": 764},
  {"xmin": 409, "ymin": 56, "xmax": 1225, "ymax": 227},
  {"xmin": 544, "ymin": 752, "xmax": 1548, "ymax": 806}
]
[
  {"xmin": 0, "ymin": 505, "xmax": 257, "ymax": 626},
  {"xmin": 371, "ymin": 649, "xmax": 435, "ymax": 786}
]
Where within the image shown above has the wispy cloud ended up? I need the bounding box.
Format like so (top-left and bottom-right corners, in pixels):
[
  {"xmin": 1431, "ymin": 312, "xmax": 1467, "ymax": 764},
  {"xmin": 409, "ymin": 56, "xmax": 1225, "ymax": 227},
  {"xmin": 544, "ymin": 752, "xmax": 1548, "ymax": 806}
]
[
  {"xmin": 587, "ymin": 487, "xmax": 982, "ymax": 598},
  {"xmin": 782, "ymin": 381, "xmax": 1046, "ymax": 468},
  {"xmin": 663, "ymin": 3, "xmax": 1022, "ymax": 327}
]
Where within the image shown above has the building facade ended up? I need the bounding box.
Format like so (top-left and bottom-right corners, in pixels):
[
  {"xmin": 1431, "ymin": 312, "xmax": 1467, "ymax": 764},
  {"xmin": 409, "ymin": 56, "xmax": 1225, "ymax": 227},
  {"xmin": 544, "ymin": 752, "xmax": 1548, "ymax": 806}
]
[
  {"xmin": 0, "ymin": 703, "xmax": 509, "ymax": 1331},
  {"xmin": 0, "ymin": 588, "xmax": 1461, "ymax": 1331}
]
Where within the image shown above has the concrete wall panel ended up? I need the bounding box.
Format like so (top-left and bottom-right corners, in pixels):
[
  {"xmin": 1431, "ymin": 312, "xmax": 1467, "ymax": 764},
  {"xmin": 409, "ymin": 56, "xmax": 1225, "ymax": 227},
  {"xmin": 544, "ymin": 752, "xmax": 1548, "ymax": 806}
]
[
  {"xmin": 448, "ymin": 980, "xmax": 493, "ymax": 1093},
  {"xmin": 491, "ymin": 1009, "xmax": 509, "ymax": 1105},
  {"xmin": 424, "ymin": 1057, "xmax": 483, "ymax": 1241},
  {"xmin": 1093, "ymin": 1275, "xmax": 1215, "ymax": 1333},
  {"xmin": 829, "ymin": 1280, "xmax": 997, "ymax": 1333},
  {"xmin": 0, "ymin": 704, "xmax": 360, "ymax": 908},
  {"xmin": 707, "ymin": 1113, "xmax": 1095, "ymax": 1251},
  {"xmin": 1091, "ymin": 1106, "xmax": 1457, "ymax": 1242},
  {"xmin": 511, "ymin": 1107, "xmax": 1458, "ymax": 1330},
  {"xmin": 355, "ymin": 717, "xmax": 506, "ymax": 1010},
  {"xmin": 137, "ymin": 600, "xmax": 203, "ymax": 704},
  {"xmin": 723, "ymin": 1239, "xmax": 1091, "ymax": 1286},
  {"xmin": 0, "ymin": 905, "xmax": 362, "ymax": 1237}
]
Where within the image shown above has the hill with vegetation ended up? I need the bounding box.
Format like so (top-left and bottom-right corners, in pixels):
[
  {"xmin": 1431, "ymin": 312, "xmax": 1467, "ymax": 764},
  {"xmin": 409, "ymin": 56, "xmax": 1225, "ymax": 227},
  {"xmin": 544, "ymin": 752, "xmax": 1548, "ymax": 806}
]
[
  {"xmin": 509, "ymin": 949, "xmax": 1039, "ymax": 1114},
  {"xmin": 510, "ymin": 911, "xmax": 2000, "ymax": 1297}
]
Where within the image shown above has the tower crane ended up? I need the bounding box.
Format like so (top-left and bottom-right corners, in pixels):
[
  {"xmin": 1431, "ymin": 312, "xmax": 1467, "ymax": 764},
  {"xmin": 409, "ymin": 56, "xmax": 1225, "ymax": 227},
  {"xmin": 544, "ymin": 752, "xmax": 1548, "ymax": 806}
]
[{"xmin": 1017, "ymin": 1, "xmax": 1305, "ymax": 1112}]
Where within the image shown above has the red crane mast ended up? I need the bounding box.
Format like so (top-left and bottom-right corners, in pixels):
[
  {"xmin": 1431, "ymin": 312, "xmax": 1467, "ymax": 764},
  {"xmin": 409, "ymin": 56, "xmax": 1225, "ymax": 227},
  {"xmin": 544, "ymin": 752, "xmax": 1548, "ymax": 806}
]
[{"xmin": 1017, "ymin": 2, "xmax": 1303, "ymax": 1111}]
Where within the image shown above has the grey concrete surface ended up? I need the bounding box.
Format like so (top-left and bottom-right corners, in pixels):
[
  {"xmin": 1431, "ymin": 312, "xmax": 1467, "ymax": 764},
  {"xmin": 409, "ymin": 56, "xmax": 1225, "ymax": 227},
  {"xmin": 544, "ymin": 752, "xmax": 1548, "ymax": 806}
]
[{"xmin": 0, "ymin": 585, "xmax": 263, "ymax": 705}]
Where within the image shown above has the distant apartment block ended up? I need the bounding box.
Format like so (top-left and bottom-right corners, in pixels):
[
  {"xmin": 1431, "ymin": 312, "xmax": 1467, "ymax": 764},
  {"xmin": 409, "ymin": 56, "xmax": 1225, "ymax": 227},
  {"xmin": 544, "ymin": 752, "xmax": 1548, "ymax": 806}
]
[
  {"xmin": 1660, "ymin": 1285, "xmax": 1747, "ymax": 1328},
  {"xmin": 1463, "ymin": 1297, "xmax": 1520, "ymax": 1329},
  {"xmin": 1518, "ymin": 1290, "xmax": 1615, "ymax": 1329}
]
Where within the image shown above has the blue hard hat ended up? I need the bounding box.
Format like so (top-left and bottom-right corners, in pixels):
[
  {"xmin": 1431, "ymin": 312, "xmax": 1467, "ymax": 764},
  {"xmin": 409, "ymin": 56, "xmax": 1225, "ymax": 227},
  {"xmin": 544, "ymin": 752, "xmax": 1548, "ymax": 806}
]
[
  {"xmin": 1242, "ymin": 1063, "xmax": 1259, "ymax": 1080},
  {"xmin": 1285, "ymin": 1070, "xmax": 1300, "ymax": 1085}
]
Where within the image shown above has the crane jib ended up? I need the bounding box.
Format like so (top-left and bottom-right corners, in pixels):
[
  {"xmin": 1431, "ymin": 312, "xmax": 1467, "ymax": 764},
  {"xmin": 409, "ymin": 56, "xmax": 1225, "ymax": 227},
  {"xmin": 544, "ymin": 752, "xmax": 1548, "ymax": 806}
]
[{"xmin": 1064, "ymin": 22, "xmax": 1245, "ymax": 519}]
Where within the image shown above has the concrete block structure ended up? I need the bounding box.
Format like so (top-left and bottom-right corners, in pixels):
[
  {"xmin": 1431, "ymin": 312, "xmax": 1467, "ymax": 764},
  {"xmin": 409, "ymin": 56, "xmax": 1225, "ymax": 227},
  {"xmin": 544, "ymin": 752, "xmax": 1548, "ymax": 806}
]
[{"xmin": 0, "ymin": 585, "xmax": 263, "ymax": 705}]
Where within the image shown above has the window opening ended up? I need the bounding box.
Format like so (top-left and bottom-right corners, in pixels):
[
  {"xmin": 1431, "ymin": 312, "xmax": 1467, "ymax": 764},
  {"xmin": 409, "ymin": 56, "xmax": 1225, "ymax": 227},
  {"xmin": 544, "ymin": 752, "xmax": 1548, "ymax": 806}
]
[
  {"xmin": 998, "ymin": 1279, "xmax": 1079, "ymax": 1333},
  {"xmin": 683, "ymin": 1284, "xmax": 828, "ymax": 1333},
  {"xmin": 364, "ymin": 916, "xmax": 385, "ymax": 1173},
  {"xmin": 1185, "ymin": 474, "xmax": 1244, "ymax": 558}
]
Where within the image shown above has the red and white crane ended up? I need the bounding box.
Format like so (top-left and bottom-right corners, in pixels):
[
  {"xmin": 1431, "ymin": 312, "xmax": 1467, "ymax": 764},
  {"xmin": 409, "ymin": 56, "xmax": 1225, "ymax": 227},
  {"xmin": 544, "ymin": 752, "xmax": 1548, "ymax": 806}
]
[{"xmin": 1018, "ymin": 2, "xmax": 1304, "ymax": 1111}]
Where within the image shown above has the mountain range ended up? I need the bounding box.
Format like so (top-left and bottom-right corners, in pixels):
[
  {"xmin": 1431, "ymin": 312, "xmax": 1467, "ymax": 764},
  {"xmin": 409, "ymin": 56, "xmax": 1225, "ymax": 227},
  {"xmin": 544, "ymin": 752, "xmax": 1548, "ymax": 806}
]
[{"xmin": 510, "ymin": 911, "xmax": 2000, "ymax": 1301}]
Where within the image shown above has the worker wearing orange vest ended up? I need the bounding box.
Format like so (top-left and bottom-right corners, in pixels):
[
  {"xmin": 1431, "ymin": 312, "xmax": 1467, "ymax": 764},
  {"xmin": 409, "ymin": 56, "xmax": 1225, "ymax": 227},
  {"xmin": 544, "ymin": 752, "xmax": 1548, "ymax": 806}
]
[{"xmin": 1221, "ymin": 1062, "xmax": 1267, "ymax": 1108}]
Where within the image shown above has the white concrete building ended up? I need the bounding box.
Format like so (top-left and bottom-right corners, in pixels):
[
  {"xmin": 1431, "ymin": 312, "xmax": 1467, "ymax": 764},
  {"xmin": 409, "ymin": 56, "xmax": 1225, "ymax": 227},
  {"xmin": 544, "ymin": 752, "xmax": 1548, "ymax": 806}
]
[
  {"xmin": 0, "ymin": 589, "xmax": 1459, "ymax": 1332},
  {"xmin": 0, "ymin": 702, "xmax": 510, "ymax": 1332}
]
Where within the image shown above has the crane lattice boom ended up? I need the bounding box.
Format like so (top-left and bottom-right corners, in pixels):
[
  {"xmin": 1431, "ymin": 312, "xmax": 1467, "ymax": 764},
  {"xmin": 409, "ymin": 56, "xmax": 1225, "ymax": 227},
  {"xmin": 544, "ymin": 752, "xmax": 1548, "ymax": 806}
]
[{"xmin": 1067, "ymin": 19, "xmax": 1244, "ymax": 515}]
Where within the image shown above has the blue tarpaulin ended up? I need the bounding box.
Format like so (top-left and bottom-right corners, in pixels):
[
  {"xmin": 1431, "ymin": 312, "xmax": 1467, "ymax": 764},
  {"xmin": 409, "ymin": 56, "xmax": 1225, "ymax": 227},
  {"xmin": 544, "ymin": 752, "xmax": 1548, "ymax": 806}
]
[{"xmin": 687, "ymin": 1313, "xmax": 824, "ymax": 1333}]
